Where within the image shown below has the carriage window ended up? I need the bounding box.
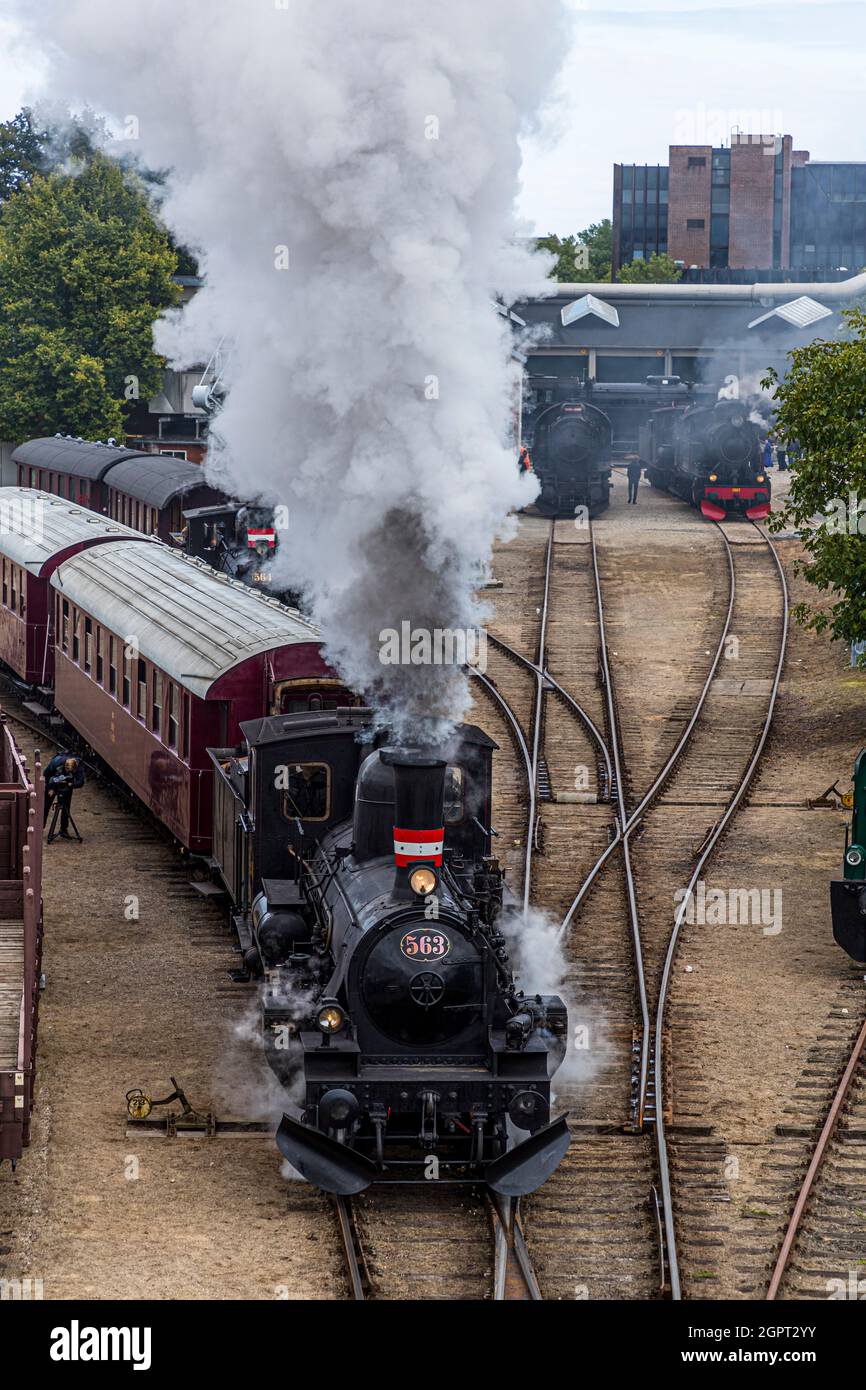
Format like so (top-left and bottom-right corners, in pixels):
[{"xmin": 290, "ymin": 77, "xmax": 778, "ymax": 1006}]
[
  {"xmin": 61, "ymin": 599, "xmax": 69, "ymax": 653},
  {"xmin": 10, "ymin": 565, "xmax": 15, "ymax": 615},
  {"xmin": 84, "ymin": 617, "xmax": 93, "ymax": 674},
  {"xmin": 18, "ymin": 574, "xmax": 25, "ymax": 618},
  {"xmin": 280, "ymin": 763, "xmax": 330, "ymax": 823},
  {"xmin": 2, "ymin": 558, "xmax": 6, "ymax": 608},
  {"xmin": 72, "ymin": 608, "xmax": 80, "ymax": 663},
  {"xmin": 444, "ymin": 766, "xmax": 465, "ymax": 824},
  {"xmin": 137, "ymin": 659, "xmax": 147, "ymax": 720},
  {"xmin": 152, "ymin": 670, "xmax": 163, "ymax": 735},
  {"xmin": 167, "ymin": 682, "xmax": 178, "ymax": 749},
  {"xmin": 122, "ymin": 650, "xmax": 131, "ymax": 708},
  {"xmin": 181, "ymin": 691, "xmax": 190, "ymax": 761},
  {"xmin": 96, "ymin": 626, "xmax": 104, "ymax": 684},
  {"xmin": 109, "ymin": 637, "xmax": 117, "ymax": 695}
]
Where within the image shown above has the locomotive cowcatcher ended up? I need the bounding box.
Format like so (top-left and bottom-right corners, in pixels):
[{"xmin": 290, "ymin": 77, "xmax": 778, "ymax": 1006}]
[{"xmin": 209, "ymin": 708, "xmax": 570, "ymax": 1195}]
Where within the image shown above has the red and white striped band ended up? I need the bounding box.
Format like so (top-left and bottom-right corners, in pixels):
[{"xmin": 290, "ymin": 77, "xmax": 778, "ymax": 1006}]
[{"xmin": 394, "ymin": 826, "xmax": 444, "ymax": 867}]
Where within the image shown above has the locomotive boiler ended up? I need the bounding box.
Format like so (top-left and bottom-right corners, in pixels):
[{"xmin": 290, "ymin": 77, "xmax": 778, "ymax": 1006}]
[
  {"xmin": 529, "ymin": 399, "xmax": 613, "ymax": 517},
  {"xmin": 641, "ymin": 399, "xmax": 770, "ymax": 521},
  {"xmin": 209, "ymin": 708, "xmax": 570, "ymax": 1195}
]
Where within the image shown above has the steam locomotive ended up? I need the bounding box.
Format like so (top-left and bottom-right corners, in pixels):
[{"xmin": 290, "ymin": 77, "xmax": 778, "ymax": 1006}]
[
  {"xmin": 209, "ymin": 708, "xmax": 571, "ymax": 1194},
  {"xmin": 831, "ymin": 749, "xmax": 866, "ymax": 963},
  {"xmin": 528, "ymin": 399, "xmax": 613, "ymax": 517},
  {"xmin": 640, "ymin": 399, "xmax": 770, "ymax": 521}
]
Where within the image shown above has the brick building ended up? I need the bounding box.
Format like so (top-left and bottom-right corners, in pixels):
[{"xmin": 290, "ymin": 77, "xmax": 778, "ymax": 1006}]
[{"xmin": 613, "ymin": 135, "xmax": 866, "ymax": 277}]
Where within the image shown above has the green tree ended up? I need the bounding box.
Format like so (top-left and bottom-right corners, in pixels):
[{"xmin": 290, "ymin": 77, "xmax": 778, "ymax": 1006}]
[
  {"xmin": 617, "ymin": 253, "xmax": 682, "ymax": 284},
  {"xmin": 765, "ymin": 307, "xmax": 866, "ymax": 647},
  {"xmin": 538, "ymin": 219, "xmax": 612, "ymax": 282},
  {"xmin": 0, "ymin": 109, "xmax": 48, "ymax": 205},
  {"xmin": 0, "ymin": 152, "xmax": 180, "ymax": 441}
]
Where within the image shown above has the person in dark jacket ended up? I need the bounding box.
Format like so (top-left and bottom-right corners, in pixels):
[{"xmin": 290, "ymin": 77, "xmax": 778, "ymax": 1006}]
[
  {"xmin": 43, "ymin": 753, "xmax": 85, "ymax": 840},
  {"xmin": 626, "ymin": 458, "xmax": 643, "ymax": 504}
]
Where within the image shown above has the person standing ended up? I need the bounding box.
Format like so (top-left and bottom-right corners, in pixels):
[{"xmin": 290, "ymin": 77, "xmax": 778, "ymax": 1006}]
[
  {"xmin": 43, "ymin": 752, "xmax": 85, "ymax": 841},
  {"xmin": 626, "ymin": 458, "xmax": 643, "ymax": 504},
  {"xmin": 763, "ymin": 435, "xmax": 775, "ymax": 472}
]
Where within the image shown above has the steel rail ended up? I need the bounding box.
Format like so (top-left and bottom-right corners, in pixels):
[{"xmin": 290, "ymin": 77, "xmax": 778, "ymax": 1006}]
[
  {"xmin": 652, "ymin": 520, "xmax": 789, "ymax": 1300},
  {"xmin": 488, "ymin": 1193, "xmax": 542, "ymax": 1300},
  {"xmin": 333, "ymin": 1195, "xmax": 369, "ymax": 1300},
  {"xmin": 557, "ymin": 523, "xmax": 736, "ymax": 941},
  {"xmin": 766, "ymin": 1013, "xmax": 866, "ymax": 1300},
  {"xmin": 524, "ymin": 526, "xmax": 555, "ymax": 912}
]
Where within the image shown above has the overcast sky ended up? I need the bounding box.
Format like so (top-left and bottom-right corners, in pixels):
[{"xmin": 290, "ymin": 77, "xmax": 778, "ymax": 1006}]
[{"xmin": 1, "ymin": 0, "xmax": 863, "ymax": 236}]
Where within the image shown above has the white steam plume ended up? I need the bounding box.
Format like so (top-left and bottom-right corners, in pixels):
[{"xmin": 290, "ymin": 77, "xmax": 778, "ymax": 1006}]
[{"xmin": 17, "ymin": 0, "xmax": 569, "ymax": 741}]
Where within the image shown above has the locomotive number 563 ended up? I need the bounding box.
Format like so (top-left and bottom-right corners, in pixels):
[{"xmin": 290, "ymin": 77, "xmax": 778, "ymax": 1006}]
[{"xmin": 400, "ymin": 929, "xmax": 451, "ymax": 960}]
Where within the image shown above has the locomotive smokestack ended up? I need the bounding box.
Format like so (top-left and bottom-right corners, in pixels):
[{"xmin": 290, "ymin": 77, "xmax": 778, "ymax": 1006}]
[{"xmin": 380, "ymin": 750, "xmax": 446, "ymax": 898}]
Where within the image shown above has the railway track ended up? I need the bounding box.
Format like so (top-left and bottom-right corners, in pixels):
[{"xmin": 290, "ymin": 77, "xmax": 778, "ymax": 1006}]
[
  {"xmin": 766, "ymin": 1013, "xmax": 866, "ymax": 1300},
  {"xmin": 476, "ymin": 510, "xmax": 790, "ymax": 1299},
  {"xmin": 334, "ymin": 1187, "xmax": 540, "ymax": 1300}
]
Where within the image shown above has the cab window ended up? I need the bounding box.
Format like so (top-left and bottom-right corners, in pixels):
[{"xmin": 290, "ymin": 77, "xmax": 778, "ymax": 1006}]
[
  {"xmin": 444, "ymin": 765, "xmax": 465, "ymax": 825},
  {"xmin": 280, "ymin": 763, "xmax": 330, "ymax": 823}
]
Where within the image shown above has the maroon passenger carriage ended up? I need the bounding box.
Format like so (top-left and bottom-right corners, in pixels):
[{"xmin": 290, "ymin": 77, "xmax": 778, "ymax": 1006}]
[
  {"xmin": 47, "ymin": 542, "xmax": 349, "ymax": 853},
  {"xmin": 0, "ymin": 488, "xmax": 153, "ymax": 690}
]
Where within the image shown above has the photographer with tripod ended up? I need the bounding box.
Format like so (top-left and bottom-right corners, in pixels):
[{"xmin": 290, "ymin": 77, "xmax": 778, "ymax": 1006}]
[{"xmin": 43, "ymin": 752, "xmax": 85, "ymax": 844}]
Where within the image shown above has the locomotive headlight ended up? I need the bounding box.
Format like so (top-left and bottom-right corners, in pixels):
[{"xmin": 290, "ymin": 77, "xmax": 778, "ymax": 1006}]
[
  {"xmin": 846, "ymin": 847, "xmax": 863, "ymax": 868},
  {"xmin": 708, "ymin": 474, "xmax": 718, "ymax": 482},
  {"xmin": 316, "ymin": 1002, "xmax": 346, "ymax": 1034},
  {"xmin": 409, "ymin": 866, "xmax": 437, "ymax": 897},
  {"xmin": 756, "ymin": 474, "xmax": 765, "ymax": 483}
]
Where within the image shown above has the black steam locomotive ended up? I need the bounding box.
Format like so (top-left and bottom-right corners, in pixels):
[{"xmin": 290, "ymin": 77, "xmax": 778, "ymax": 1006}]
[
  {"xmin": 640, "ymin": 399, "xmax": 770, "ymax": 521},
  {"xmin": 529, "ymin": 399, "xmax": 613, "ymax": 517},
  {"xmin": 209, "ymin": 708, "xmax": 570, "ymax": 1195}
]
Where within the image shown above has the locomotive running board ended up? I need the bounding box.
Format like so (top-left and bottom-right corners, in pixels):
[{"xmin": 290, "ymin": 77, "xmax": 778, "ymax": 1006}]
[
  {"xmin": 485, "ymin": 1115, "xmax": 571, "ymax": 1196},
  {"xmin": 276, "ymin": 1112, "xmax": 379, "ymax": 1195}
]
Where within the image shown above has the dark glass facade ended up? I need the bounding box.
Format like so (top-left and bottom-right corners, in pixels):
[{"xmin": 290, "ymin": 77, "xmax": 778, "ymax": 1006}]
[
  {"xmin": 710, "ymin": 150, "xmax": 731, "ymax": 268},
  {"xmin": 617, "ymin": 164, "xmax": 669, "ymax": 263},
  {"xmin": 790, "ymin": 163, "xmax": 866, "ymax": 270}
]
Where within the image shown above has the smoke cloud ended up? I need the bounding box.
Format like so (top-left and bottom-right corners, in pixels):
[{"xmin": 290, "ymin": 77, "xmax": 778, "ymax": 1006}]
[{"xmin": 16, "ymin": 0, "xmax": 569, "ymax": 740}]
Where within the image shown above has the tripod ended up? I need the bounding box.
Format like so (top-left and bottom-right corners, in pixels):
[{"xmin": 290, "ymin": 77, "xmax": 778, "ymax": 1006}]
[{"xmin": 46, "ymin": 791, "xmax": 83, "ymax": 844}]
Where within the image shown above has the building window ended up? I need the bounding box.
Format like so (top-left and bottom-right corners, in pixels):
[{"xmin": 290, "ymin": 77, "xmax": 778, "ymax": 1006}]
[
  {"xmin": 96, "ymin": 626, "xmax": 104, "ymax": 684},
  {"xmin": 84, "ymin": 617, "xmax": 93, "ymax": 674},
  {"xmin": 688, "ymin": 156, "xmax": 707, "ymax": 169},
  {"xmin": 151, "ymin": 670, "xmax": 163, "ymax": 736},
  {"xmin": 687, "ymin": 218, "xmax": 706, "ymax": 229},
  {"xmin": 137, "ymin": 659, "xmax": 147, "ymax": 720},
  {"xmin": 167, "ymin": 683, "xmax": 178, "ymax": 749},
  {"xmin": 109, "ymin": 636, "xmax": 117, "ymax": 695}
]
